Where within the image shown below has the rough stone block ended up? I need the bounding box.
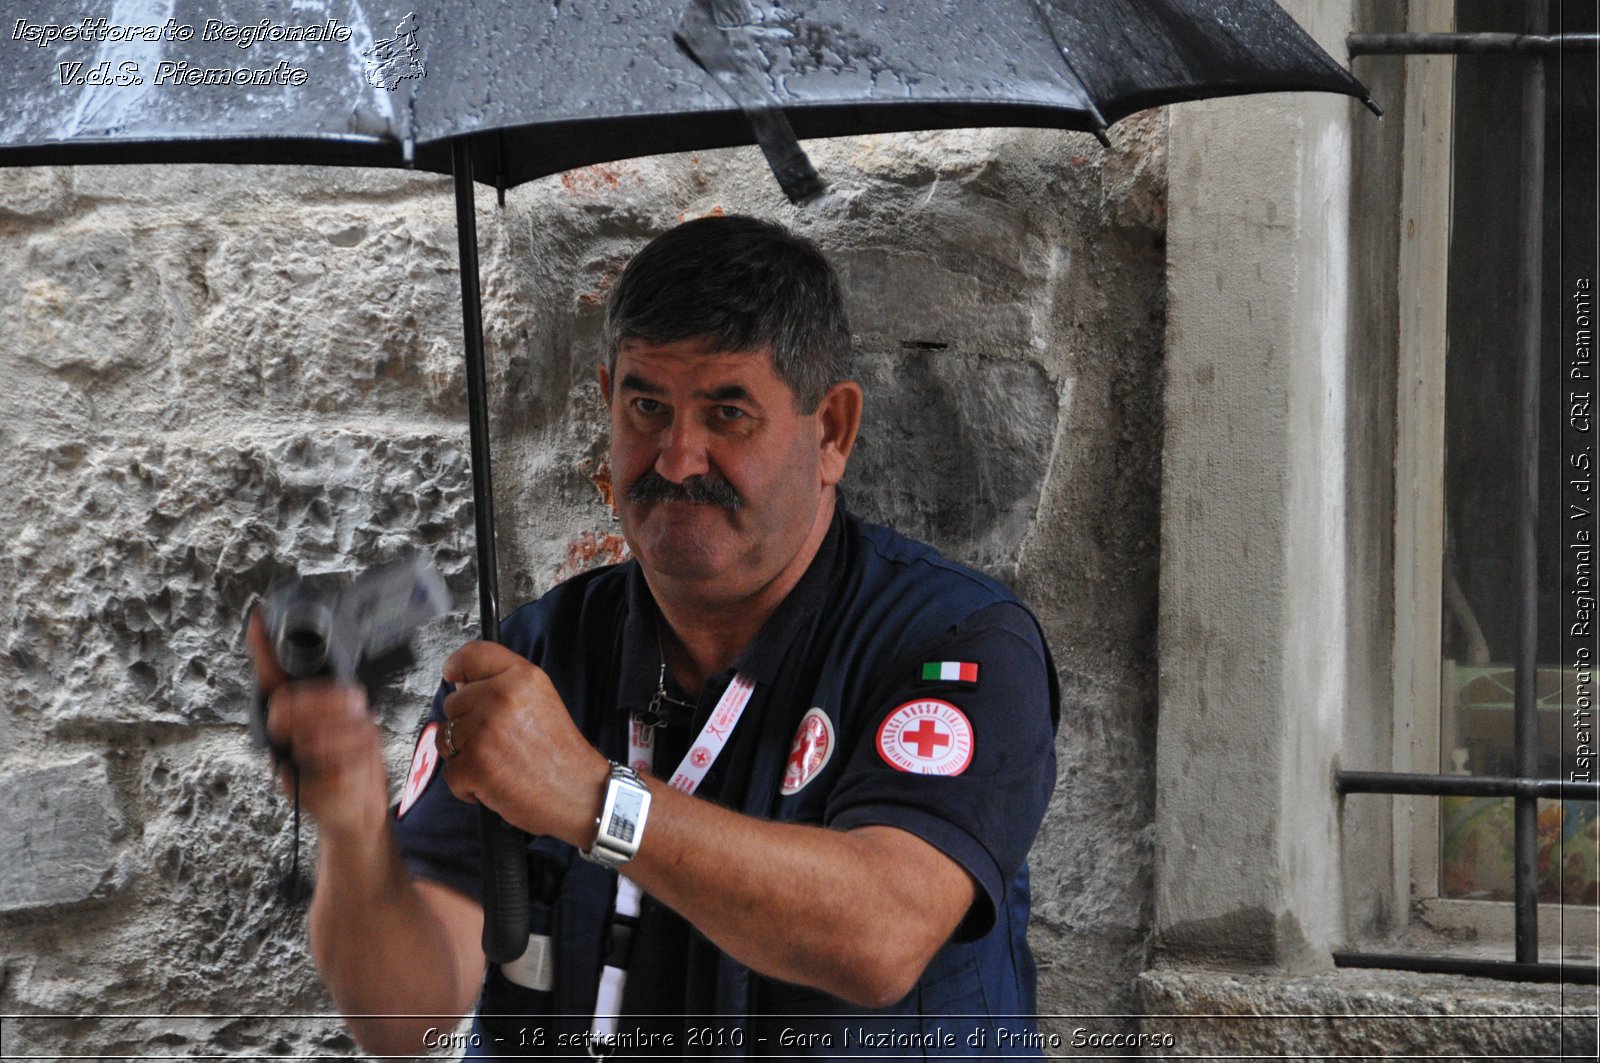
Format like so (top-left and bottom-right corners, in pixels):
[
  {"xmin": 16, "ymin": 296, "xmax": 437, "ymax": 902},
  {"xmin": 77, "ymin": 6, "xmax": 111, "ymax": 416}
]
[
  {"xmin": 836, "ymin": 246, "xmax": 1038, "ymax": 355},
  {"xmin": 0, "ymin": 756, "xmax": 121, "ymax": 912},
  {"xmin": 180, "ymin": 210, "xmax": 470, "ymax": 421},
  {"xmin": 0, "ymin": 168, "xmax": 72, "ymax": 220},
  {"xmin": 845, "ymin": 349, "xmax": 1059, "ymax": 580},
  {"xmin": 133, "ymin": 749, "xmax": 336, "ymax": 1010},
  {"xmin": 0, "ymin": 208, "xmax": 474, "ymax": 433},
  {"xmin": 3, "ymin": 223, "xmax": 192, "ymax": 382},
  {"xmin": 4, "ymin": 431, "xmax": 475, "ymax": 732},
  {"xmin": 68, "ymin": 163, "xmax": 447, "ymax": 205}
]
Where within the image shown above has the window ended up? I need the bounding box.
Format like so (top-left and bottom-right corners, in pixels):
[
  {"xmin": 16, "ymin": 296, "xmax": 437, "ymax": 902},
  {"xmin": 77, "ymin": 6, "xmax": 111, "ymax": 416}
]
[
  {"xmin": 1433, "ymin": 0, "xmax": 1598, "ymax": 911},
  {"xmin": 1340, "ymin": 0, "xmax": 1598, "ymax": 979}
]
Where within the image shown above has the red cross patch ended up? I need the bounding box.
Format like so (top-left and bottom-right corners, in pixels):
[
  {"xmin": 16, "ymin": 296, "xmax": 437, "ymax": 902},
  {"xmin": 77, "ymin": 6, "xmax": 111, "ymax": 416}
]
[
  {"xmin": 876, "ymin": 699, "xmax": 973, "ymax": 776},
  {"xmin": 397, "ymin": 722, "xmax": 440, "ymax": 818},
  {"xmin": 781, "ymin": 708, "xmax": 835, "ymax": 795}
]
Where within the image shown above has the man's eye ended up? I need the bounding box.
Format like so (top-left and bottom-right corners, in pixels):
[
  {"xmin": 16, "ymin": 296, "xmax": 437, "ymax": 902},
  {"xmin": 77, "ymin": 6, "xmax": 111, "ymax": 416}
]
[
  {"xmin": 715, "ymin": 405, "xmax": 748, "ymax": 422},
  {"xmin": 632, "ymin": 398, "xmax": 665, "ymax": 416}
]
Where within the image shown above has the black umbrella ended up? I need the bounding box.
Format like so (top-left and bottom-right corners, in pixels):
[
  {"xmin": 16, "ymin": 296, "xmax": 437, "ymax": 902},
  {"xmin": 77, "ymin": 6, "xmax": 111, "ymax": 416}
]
[
  {"xmin": 3, "ymin": 1, "xmax": 1377, "ymax": 198},
  {"xmin": 0, "ymin": 0, "xmax": 1375, "ymax": 964}
]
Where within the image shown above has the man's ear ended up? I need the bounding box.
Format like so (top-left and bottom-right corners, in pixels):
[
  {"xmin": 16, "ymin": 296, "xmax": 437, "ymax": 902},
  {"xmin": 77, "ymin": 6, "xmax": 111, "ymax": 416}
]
[
  {"xmin": 815, "ymin": 381, "xmax": 863, "ymax": 487},
  {"xmin": 598, "ymin": 363, "xmax": 613, "ymax": 405}
]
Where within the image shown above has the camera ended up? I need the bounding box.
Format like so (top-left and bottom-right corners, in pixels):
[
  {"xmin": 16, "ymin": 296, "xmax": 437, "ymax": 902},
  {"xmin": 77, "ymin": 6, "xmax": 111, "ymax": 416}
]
[{"xmin": 250, "ymin": 555, "xmax": 450, "ymax": 748}]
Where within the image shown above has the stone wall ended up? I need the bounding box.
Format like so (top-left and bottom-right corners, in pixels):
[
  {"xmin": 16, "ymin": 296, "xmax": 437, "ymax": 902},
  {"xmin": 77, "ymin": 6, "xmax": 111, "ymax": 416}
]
[{"xmin": 0, "ymin": 124, "xmax": 1168, "ymax": 1057}]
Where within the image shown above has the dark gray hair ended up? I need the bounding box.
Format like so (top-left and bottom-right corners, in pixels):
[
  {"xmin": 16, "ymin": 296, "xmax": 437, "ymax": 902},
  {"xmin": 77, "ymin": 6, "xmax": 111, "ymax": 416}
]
[{"xmin": 602, "ymin": 215, "xmax": 852, "ymax": 412}]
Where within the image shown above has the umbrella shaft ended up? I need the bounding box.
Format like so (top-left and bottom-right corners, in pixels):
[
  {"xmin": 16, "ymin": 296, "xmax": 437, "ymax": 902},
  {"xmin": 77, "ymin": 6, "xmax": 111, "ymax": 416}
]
[
  {"xmin": 453, "ymin": 139, "xmax": 533, "ymax": 967},
  {"xmin": 453, "ymin": 141, "xmax": 501, "ymax": 642}
]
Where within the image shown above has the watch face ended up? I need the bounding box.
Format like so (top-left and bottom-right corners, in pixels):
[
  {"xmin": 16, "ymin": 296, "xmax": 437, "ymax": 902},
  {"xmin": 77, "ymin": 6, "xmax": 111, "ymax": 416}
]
[
  {"xmin": 608, "ymin": 787, "xmax": 644, "ymax": 844},
  {"xmin": 583, "ymin": 765, "xmax": 651, "ymax": 866}
]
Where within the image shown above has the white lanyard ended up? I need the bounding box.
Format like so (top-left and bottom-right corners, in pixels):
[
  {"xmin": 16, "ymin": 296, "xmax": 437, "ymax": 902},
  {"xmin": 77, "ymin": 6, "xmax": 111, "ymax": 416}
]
[{"xmin": 589, "ymin": 672, "xmax": 757, "ymax": 1050}]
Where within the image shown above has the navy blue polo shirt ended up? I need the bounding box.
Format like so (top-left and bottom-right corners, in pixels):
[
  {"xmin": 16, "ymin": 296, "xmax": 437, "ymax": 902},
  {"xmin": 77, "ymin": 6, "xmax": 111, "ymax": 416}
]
[{"xmin": 392, "ymin": 504, "xmax": 1059, "ymax": 1059}]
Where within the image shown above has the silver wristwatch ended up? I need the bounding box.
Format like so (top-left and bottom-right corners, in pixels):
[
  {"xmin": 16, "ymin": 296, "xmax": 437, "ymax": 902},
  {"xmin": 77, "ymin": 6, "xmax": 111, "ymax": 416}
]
[{"xmin": 582, "ymin": 762, "xmax": 652, "ymax": 868}]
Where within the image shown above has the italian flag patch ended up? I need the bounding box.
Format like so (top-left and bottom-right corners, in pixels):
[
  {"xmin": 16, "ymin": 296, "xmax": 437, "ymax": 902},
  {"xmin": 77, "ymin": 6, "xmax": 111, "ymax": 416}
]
[{"xmin": 921, "ymin": 660, "xmax": 979, "ymax": 684}]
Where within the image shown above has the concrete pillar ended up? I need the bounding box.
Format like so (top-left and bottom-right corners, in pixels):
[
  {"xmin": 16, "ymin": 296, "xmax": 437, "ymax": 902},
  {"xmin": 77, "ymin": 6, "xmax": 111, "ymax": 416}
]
[{"xmin": 1156, "ymin": 0, "xmax": 1363, "ymax": 969}]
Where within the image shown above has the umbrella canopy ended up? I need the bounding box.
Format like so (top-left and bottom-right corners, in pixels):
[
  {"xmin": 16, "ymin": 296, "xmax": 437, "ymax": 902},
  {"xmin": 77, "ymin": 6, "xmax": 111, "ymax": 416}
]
[{"xmin": 1, "ymin": 0, "xmax": 1375, "ymax": 199}]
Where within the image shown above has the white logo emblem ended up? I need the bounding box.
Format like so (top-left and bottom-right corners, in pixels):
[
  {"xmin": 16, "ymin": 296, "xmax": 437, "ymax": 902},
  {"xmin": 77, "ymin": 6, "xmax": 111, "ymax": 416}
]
[
  {"xmin": 876, "ymin": 699, "xmax": 973, "ymax": 776},
  {"xmin": 781, "ymin": 708, "xmax": 835, "ymax": 795},
  {"xmin": 397, "ymin": 722, "xmax": 439, "ymax": 817},
  {"xmin": 364, "ymin": 13, "xmax": 426, "ymax": 91}
]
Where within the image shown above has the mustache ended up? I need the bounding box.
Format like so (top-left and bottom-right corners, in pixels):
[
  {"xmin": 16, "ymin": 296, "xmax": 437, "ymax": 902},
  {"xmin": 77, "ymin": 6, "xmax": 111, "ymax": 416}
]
[{"xmin": 626, "ymin": 469, "xmax": 743, "ymax": 511}]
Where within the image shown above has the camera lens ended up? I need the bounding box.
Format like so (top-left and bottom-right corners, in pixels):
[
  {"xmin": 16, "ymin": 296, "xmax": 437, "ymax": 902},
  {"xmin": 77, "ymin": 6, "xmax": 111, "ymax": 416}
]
[{"xmin": 273, "ymin": 597, "xmax": 334, "ymax": 678}]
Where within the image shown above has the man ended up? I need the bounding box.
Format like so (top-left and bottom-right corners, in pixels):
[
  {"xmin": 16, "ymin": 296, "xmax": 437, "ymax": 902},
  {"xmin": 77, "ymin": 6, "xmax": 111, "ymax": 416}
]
[{"xmin": 251, "ymin": 215, "xmax": 1059, "ymax": 1058}]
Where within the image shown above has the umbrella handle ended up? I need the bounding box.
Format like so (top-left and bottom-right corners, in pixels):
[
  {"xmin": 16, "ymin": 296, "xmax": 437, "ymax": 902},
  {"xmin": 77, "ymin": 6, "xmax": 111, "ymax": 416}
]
[
  {"xmin": 479, "ymin": 809, "xmax": 534, "ymax": 963},
  {"xmin": 454, "ymin": 139, "xmax": 533, "ymax": 965}
]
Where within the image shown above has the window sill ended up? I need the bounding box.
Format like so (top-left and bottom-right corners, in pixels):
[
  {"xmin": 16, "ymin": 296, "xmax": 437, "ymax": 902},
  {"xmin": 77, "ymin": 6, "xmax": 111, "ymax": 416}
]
[
  {"xmin": 1137, "ymin": 965, "xmax": 1597, "ymax": 1058},
  {"xmin": 1410, "ymin": 897, "xmax": 1600, "ymax": 963}
]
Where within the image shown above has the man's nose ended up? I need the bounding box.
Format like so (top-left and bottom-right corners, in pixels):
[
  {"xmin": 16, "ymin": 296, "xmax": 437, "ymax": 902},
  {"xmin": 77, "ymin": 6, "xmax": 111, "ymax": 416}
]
[{"xmin": 654, "ymin": 417, "xmax": 711, "ymax": 483}]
